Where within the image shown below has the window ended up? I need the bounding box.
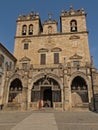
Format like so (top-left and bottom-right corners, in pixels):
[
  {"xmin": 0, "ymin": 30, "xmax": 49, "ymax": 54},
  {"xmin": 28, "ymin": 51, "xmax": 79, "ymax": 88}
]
[
  {"xmin": 0, "ymin": 54, "xmax": 4, "ymax": 67},
  {"xmin": 24, "ymin": 43, "xmax": 29, "ymax": 50},
  {"xmin": 9, "ymin": 62, "xmax": 12, "ymax": 70},
  {"xmin": 22, "ymin": 63, "xmax": 27, "ymax": 69},
  {"xmin": 22, "ymin": 25, "xmax": 27, "ymax": 35},
  {"xmin": 54, "ymin": 53, "xmax": 59, "ymax": 64},
  {"xmin": 48, "ymin": 26, "xmax": 52, "ymax": 34},
  {"xmin": 40, "ymin": 54, "xmax": 46, "ymax": 65},
  {"xmin": 5, "ymin": 62, "xmax": 8, "ymax": 70},
  {"xmin": 29, "ymin": 24, "xmax": 33, "ymax": 35},
  {"xmin": 70, "ymin": 20, "xmax": 77, "ymax": 32},
  {"xmin": 73, "ymin": 61, "xmax": 80, "ymax": 67}
]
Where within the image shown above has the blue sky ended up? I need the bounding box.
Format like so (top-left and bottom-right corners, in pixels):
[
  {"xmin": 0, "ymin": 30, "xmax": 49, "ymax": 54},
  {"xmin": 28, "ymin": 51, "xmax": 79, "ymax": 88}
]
[{"xmin": 0, "ymin": 0, "xmax": 98, "ymax": 69}]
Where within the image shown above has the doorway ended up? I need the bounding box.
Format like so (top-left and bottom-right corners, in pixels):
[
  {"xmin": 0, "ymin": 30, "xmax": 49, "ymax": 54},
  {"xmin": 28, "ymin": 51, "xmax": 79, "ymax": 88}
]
[{"xmin": 42, "ymin": 87, "xmax": 52, "ymax": 107}]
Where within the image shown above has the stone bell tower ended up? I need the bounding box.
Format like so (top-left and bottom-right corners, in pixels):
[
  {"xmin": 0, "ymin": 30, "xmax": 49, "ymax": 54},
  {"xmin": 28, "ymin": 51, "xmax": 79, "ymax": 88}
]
[
  {"xmin": 60, "ymin": 6, "xmax": 91, "ymax": 65},
  {"xmin": 14, "ymin": 11, "xmax": 43, "ymax": 64}
]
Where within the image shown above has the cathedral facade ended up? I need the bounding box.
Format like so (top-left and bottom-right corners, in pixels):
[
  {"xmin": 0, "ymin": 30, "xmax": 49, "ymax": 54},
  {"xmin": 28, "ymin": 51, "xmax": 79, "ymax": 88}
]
[{"xmin": 1, "ymin": 7, "xmax": 98, "ymax": 111}]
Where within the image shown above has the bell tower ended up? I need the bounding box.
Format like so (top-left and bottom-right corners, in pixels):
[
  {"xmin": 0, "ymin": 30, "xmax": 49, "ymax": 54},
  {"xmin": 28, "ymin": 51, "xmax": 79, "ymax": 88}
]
[
  {"xmin": 60, "ymin": 6, "xmax": 91, "ymax": 65},
  {"xmin": 60, "ymin": 6, "xmax": 87, "ymax": 33},
  {"xmin": 14, "ymin": 11, "xmax": 42, "ymax": 62}
]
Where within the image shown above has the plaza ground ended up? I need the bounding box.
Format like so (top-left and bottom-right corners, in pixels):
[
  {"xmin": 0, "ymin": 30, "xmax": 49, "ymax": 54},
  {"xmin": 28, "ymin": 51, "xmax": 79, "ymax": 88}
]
[{"xmin": 0, "ymin": 109, "xmax": 98, "ymax": 130}]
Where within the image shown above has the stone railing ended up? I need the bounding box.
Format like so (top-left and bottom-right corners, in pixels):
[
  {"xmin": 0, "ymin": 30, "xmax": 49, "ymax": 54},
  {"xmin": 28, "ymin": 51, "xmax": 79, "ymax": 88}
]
[
  {"xmin": 29, "ymin": 102, "xmax": 39, "ymax": 110},
  {"xmin": 53, "ymin": 102, "xmax": 63, "ymax": 111},
  {"xmin": 33, "ymin": 64, "xmax": 59, "ymax": 69}
]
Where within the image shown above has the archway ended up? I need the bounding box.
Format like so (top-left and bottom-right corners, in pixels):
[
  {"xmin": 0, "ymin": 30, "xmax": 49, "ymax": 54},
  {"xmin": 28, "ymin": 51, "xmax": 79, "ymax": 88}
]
[
  {"xmin": 31, "ymin": 75, "xmax": 61, "ymax": 108},
  {"xmin": 43, "ymin": 88, "xmax": 52, "ymax": 107},
  {"xmin": 8, "ymin": 78, "xmax": 23, "ymax": 103},
  {"xmin": 71, "ymin": 76, "xmax": 88, "ymax": 107}
]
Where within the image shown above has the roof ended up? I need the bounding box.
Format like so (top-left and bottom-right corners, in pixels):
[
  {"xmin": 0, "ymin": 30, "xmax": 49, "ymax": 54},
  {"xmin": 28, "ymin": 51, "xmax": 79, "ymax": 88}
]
[{"xmin": 0, "ymin": 43, "xmax": 17, "ymax": 62}]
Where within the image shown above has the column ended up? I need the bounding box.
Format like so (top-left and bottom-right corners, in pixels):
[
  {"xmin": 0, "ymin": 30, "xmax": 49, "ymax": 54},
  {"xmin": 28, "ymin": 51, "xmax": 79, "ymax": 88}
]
[{"xmin": 21, "ymin": 87, "xmax": 28, "ymax": 110}]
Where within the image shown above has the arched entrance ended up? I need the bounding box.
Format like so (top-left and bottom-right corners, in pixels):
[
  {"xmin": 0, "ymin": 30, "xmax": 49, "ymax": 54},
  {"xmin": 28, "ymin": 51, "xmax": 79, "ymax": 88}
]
[
  {"xmin": 31, "ymin": 75, "xmax": 61, "ymax": 108},
  {"xmin": 71, "ymin": 76, "xmax": 88, "ymax": 108},
  {"xmin": 43, "ymin": 88, "xmax": 52, "ymax": 107},
  {"xmin": 8, "ymin": 78, "xmax": 23, "ymax": 103}
]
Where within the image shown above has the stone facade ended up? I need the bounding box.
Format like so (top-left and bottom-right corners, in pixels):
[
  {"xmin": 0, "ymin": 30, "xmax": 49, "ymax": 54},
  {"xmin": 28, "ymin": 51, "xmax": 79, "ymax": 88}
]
[
  {"xmin": 2, "ymin": 7, "xmax": 98, "ymax": 111},
  {"xmin": 0, "ymin": 43, "xmax": 17, "ymax": 108}
]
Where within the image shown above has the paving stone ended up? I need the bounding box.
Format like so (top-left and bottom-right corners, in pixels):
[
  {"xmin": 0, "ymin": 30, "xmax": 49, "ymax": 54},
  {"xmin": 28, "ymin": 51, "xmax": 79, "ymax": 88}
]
[{"xmin": 0, "ymin": 110, "xmax": 98, "ymax": 130}]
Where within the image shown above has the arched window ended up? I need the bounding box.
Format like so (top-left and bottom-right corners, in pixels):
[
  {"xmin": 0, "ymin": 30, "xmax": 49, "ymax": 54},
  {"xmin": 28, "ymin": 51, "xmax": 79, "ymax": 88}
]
[
  {"xmin": 22, "ymin": 25, "xmax": 27, "ymax": 35},
  {"xmin": 48, "ymin": 26, "xmax": 52, "ymax": 34},
  {"xmin": 29, "ymin": 24, "xmax": 33, "ymax": 35},
  {"xmin": 70, "ymin": 20, "xmax": 77, "ymax": 32}
]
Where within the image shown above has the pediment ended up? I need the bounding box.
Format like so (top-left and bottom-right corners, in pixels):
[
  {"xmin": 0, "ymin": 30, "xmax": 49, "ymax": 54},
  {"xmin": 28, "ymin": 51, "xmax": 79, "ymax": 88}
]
[
  {"xmin": 70, "ymin": 53, "xmax": 82, "ymax": 59},
  {"xmin": 51, "ymin": 47, "xmax": 62, "ymax": 52},
  {"xmin": 38, "ymin": 48, "xmax": 49, "ymax": 53},
  {"xmin": 69, "ymin": 35, "xmax": 80, "ymax": 40},
  {"xmin": 22, "ymin": 39, "xmax": 31, "ymax": 43},
  {"xmin": 20, "ymin": 56, "xmax": 31, "ymax": 62},
  {"xmin": 43, "ymin": 79, "xmax": 50, "ymax": 85}
]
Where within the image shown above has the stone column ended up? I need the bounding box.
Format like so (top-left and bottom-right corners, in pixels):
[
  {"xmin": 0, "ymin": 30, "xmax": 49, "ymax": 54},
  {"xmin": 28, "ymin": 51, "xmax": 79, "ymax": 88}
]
[
  {"xmin": 21, "ymin": 72, "xmax": 28, "ymax": 111},
  {"xmin": 64, "ymin": 86, "xmax": 70, "ymax": 111},
  {"xmin": 63, "ymin": 72, "xmax": 70, "ymax": 111},
  {"xmin": 21, "ymin": 87, "xmax": 28, "ymax": 111},
  {"xmin": 2, "ymin": 78, "xmax": 9, "ymax": 109}
]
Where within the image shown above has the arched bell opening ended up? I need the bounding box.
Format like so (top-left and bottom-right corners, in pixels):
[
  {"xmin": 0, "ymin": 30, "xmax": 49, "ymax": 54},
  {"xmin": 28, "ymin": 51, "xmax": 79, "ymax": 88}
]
[
  {"xmin": 31, "ymin": 75, "xmax": 61, "ymax": 108},
  {"xmin": 8, "ymin": 78, "xmax": 23, "ymax": 103},
  {"xmin": 71, "ymin": 76, "xmax": 89, "ymax": 108}
]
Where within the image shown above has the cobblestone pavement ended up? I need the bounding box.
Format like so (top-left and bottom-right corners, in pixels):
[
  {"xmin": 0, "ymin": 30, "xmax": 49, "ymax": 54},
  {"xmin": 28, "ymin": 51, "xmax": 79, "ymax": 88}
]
[{"xmin": 0, "ymin": 109, "xmax": 98, "ymax": 130}]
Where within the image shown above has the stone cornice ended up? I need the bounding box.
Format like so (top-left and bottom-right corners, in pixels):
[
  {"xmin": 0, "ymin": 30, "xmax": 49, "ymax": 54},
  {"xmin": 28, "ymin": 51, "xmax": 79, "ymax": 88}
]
[{"xmin": 14, "ymin": 31, "xmax": 88, "ymax": 39}]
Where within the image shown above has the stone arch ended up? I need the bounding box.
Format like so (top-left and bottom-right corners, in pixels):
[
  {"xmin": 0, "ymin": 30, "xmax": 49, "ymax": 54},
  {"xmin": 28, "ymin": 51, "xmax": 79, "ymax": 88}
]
[
  {"xmin": 8, "ymin": 77, "xmax": 23, "ymax": 103},
  {"xmin": 30, "ymin": 73, "xmax": 63, "ymax": 90},
  {"xmin": 29, "ymin": 24, "xmax": 33, "ymax": 35},
  {"xmin": 30, "ymin": 73, "xmax": 63, "ymax": 108},
  {"xmin": 22, "ymin": 24, "xmax": 27, "ymax": 35},
  {"xmin": 7, "ymin": 74, "xmax": 23, "ymax": 89},
  {"xmin": 69, "ymin": 72, "xmax": 89, "ymax": 108},
  {"xmin": 6, "ymin": 74, "xmax": 23, "ymax": 103},
  {"xmin": 69, "ymin": 71, "xmax": 89, "ymax": 87},
  {"xmin": 48, "ymin": 26, "xmax": 52, "ymax": 34},
  {"xmin": 70, "ymin": 19, "xmax": 77, "ymax": 32}
]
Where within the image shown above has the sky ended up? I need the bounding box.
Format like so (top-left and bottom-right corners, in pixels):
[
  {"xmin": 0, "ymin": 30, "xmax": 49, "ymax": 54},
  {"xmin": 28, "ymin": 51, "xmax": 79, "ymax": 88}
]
[{"xmin": 0, "ymin": 0, "xmax": 98, "ymax": 69}]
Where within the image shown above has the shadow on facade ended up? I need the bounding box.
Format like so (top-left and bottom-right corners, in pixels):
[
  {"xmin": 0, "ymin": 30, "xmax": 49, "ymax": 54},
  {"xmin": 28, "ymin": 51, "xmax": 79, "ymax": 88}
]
[{"xmin": 89, "ymin": 94, "xmax": 98, "ymax": 113}]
